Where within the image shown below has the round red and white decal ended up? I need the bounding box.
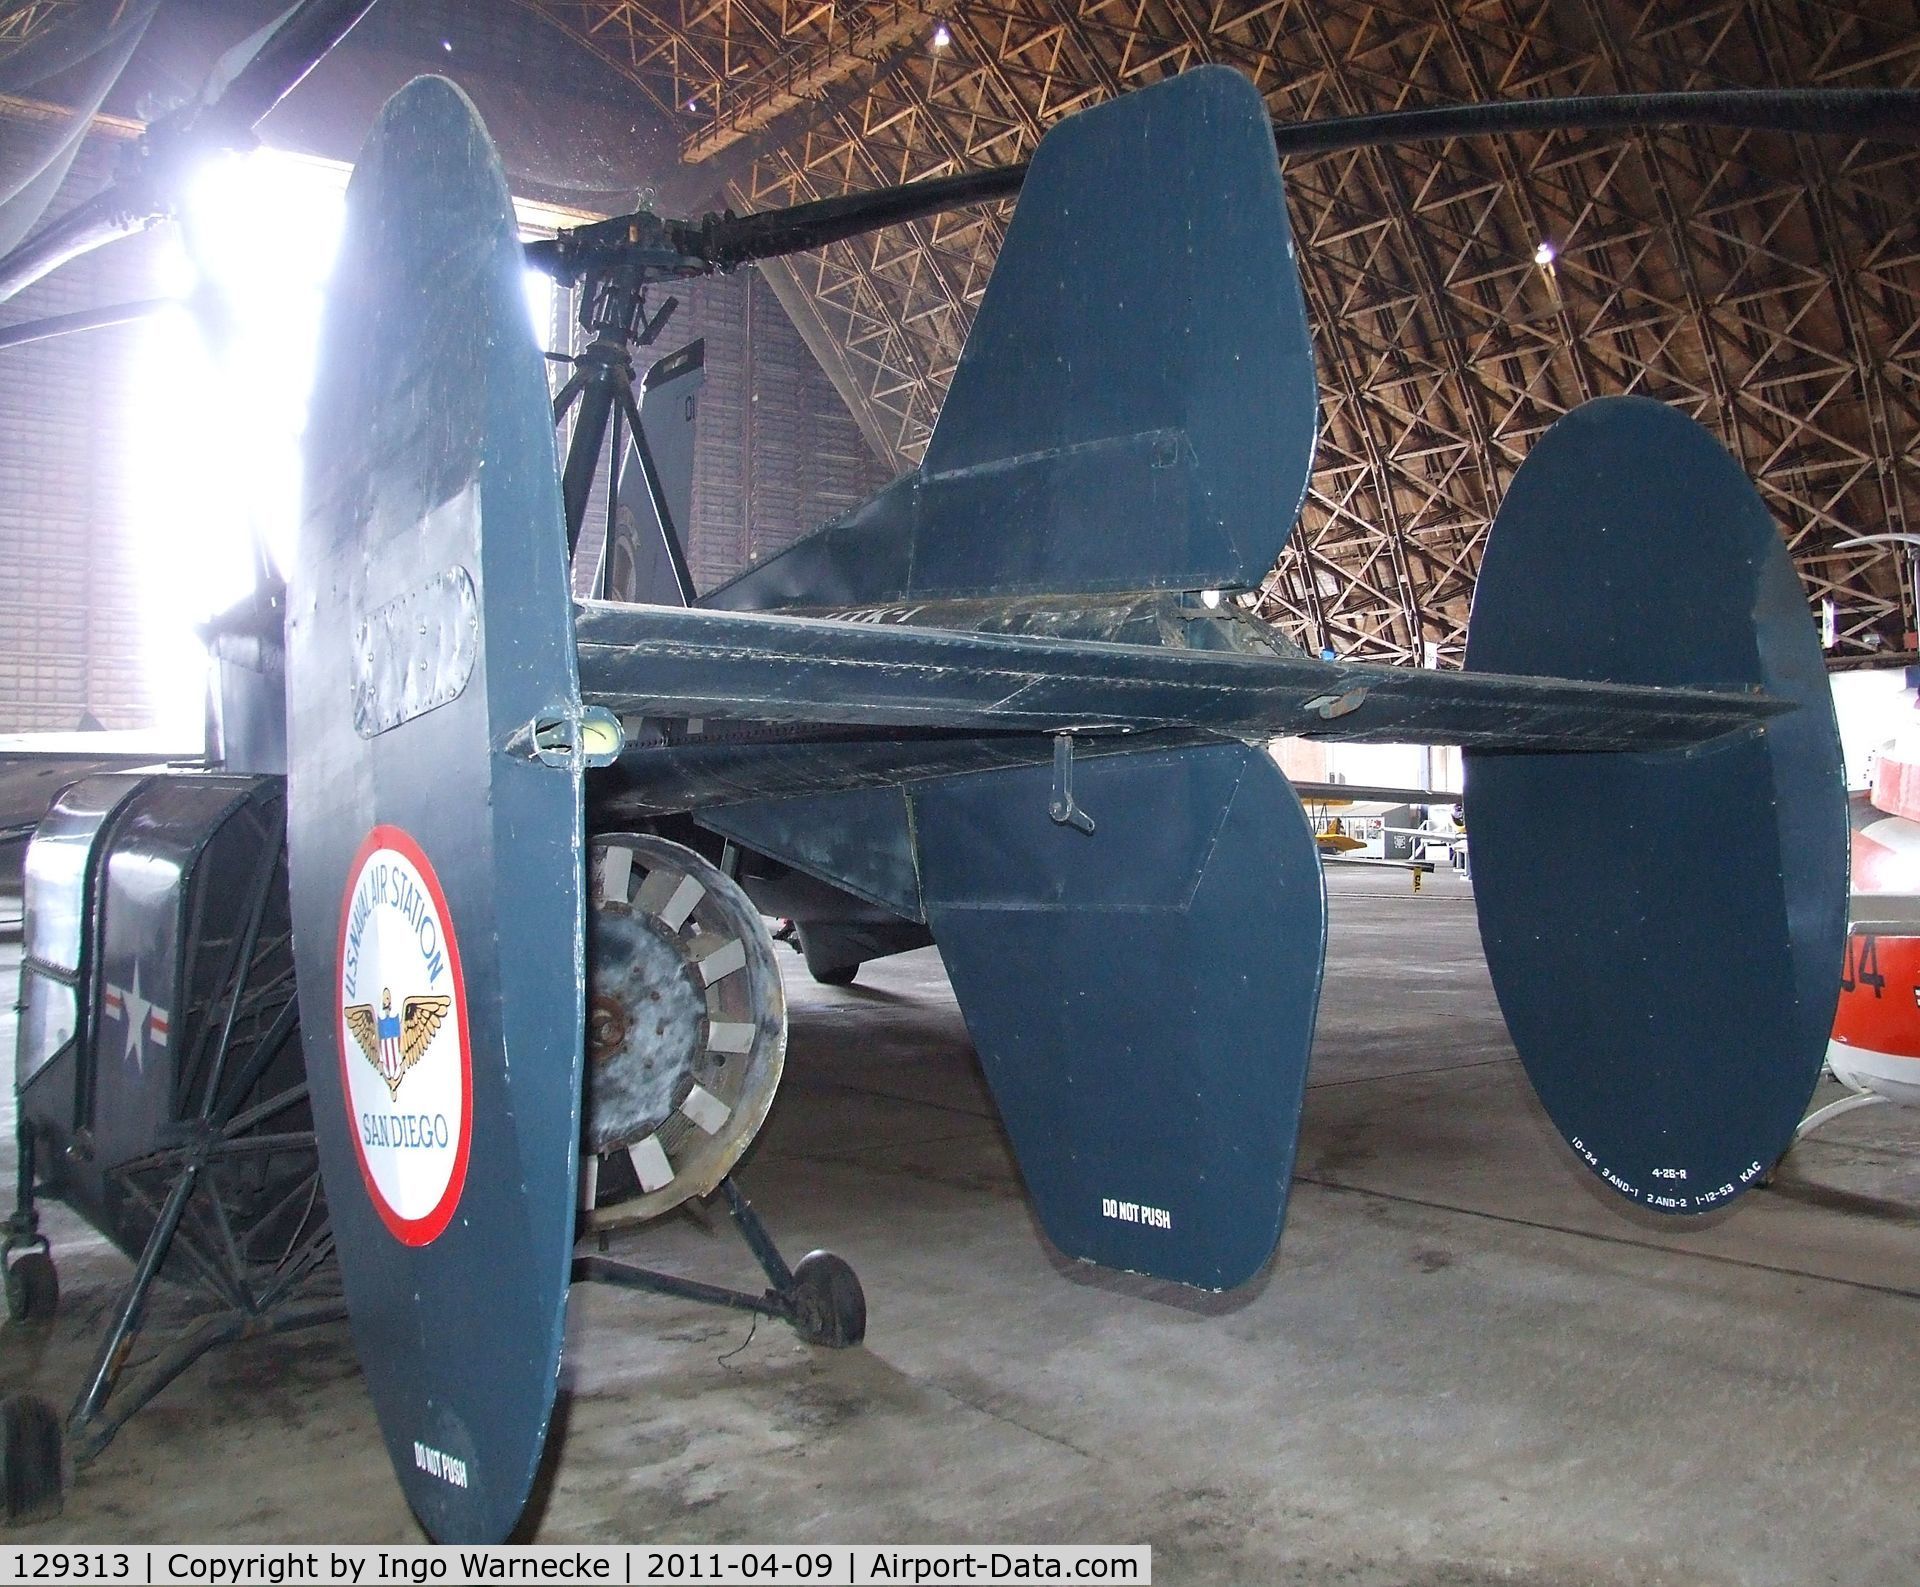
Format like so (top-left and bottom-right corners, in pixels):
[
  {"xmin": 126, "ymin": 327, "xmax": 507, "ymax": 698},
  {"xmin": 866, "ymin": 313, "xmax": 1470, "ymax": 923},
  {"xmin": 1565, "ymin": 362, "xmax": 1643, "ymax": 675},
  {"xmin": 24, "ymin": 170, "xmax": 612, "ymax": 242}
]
[{"xmin": 337, "ymin": 825, "xmax": 472, "ymax": 1245}]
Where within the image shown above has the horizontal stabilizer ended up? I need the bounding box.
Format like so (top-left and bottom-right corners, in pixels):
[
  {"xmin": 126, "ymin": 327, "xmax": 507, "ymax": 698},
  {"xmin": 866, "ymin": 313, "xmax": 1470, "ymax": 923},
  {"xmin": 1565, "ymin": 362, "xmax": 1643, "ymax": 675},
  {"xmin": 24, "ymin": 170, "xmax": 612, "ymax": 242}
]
[
  {"xmin": 574, "ymin": 598, "xmax": 1781, "ymax": 748},
  {"xmin": 703, "ymin": 65, "xmax": 1317, "ymax": 612}
]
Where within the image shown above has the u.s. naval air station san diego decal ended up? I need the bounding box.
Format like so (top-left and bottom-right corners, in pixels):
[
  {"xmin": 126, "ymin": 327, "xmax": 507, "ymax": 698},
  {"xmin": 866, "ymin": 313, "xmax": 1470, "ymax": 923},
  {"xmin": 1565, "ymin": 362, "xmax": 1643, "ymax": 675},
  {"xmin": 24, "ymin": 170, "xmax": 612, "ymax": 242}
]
[{"xmin": 337, "ymin": 824, "xmax": 472, "ymax": 1244}]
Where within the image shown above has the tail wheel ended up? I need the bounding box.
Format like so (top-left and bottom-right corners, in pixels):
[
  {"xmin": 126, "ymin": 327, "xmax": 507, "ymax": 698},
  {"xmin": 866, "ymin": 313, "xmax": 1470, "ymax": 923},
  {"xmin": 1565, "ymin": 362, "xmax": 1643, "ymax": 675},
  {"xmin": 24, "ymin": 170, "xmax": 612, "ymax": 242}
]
[
  {"xmin": 788, "ymin": 1251, "xmax": 867, "ymax": 1348},
  {"xmin": 795, "ymin": 926, "xmax": 864, "ymax": 986},
  {"xmin": 3, "ymin": 1251, "xmax": 56, "ymax": 1325}
]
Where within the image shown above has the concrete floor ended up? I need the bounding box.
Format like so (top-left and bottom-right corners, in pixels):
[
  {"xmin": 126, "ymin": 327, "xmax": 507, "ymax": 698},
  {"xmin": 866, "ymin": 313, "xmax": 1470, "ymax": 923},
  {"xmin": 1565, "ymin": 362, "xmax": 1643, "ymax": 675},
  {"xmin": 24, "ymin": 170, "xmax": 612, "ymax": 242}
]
[{"xmin": 3, "ymin": 868, "xmax": 1917, "ymax": 1582}]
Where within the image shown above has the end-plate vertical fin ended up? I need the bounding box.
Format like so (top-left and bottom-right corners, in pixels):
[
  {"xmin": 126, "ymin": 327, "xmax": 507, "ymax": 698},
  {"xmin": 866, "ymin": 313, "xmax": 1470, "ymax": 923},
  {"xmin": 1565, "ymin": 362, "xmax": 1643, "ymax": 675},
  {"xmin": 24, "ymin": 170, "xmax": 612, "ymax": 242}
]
[
  {"xmin": 288, "ymin": 76, "xmax": 584, "ymax": 1543},
  {"xmin": 914, "ymin": 743, "xmax": 1326, "ymax": 1290},
  {"xmin": 1464, "ymin": 397, "xmax": 1846, "ymax": 1212}
]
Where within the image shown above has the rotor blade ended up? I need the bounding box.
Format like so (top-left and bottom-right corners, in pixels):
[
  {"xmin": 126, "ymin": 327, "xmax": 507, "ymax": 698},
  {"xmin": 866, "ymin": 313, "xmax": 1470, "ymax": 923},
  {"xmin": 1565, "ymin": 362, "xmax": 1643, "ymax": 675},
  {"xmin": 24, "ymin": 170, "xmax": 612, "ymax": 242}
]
[
  {"xmin": 0, "ymin": 189, "xmax": 129, "ymax": 302},
  {"xmin": 0, "ymin": 0, "xmax": 377, "ymax": 304},
  {"xmin": 1268, "ymin": 84, "xmax": 1920, "ymax": 160},
  {"xmin": 529, "ymin": 84, "xmax": 1919, "ymax": 281},
  {"xmin": 188, "ymin": 0, "xmax": 380, "ymax": 141},
  {"xmin": 0, "ymin": 295, "xmax": 174, "ymax": 352},
  {"xmin": 695, "ymin": 162, "xmax": 1023, "ymax": 267}
]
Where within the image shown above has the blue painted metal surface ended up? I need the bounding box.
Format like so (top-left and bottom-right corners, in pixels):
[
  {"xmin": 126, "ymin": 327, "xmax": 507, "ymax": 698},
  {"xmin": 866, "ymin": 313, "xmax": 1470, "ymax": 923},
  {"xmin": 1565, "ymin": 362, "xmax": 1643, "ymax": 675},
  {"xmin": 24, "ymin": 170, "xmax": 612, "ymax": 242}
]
[
  {"xmin": 1464, "ymin": 397, "xmax": 1846, "ymax": 1213},
  {"xmin": 703, "ymin": 65, "xmax": 1317, "ymax": 611},
  {"xmin": 699, "ymin": 784, "xmax": 925, "ymax": 921},
  {"xmin": 287, "ymin": 77, "xmax": 584, "ymax": 1542},
  {"xmin": 575, "ymin": 599, "xmax": 1783, "ymax": 747},
  {"xmin": 686, "ymin": 745, "xmax": 1329, "ymax": 1292},
  {"xmin": 915, "ymin": 743, "xmax": 1325, "ymax": 1290}
]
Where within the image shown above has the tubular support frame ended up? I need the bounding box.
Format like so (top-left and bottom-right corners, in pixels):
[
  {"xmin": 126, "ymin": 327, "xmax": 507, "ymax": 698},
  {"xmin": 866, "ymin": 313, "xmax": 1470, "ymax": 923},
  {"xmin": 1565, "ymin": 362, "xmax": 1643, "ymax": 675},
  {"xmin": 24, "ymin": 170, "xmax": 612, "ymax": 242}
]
[
  {"xmin": 1794, "ymin": 1088, "xmax": 1892, "ymax": 1143},
  {"xmin": 68, "ymin": 1299, "xmax": 348, "ymax": 1465},
  {"xmin": 573, "ymin": 1177, "xmax": 801, "ymax": 1326}
]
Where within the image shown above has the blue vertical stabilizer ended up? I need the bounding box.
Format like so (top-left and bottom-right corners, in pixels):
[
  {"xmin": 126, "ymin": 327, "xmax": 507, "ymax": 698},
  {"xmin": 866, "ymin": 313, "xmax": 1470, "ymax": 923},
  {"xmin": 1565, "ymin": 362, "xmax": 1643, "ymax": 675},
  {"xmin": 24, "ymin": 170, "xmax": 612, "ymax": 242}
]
[
  {"xmin": 918, "ymin": 744, "xmax": 1325, "ymax": 1289},
  {"xmin": 704, "ymin": 65, "xmax": 1317, "ymax": 612},
  {"xmin": 712, "ymin": 743, "xmax": 1328, "ymax": 1290},
  {"xmin": 1464, "ymin": 398, "xmax": 1846, "ymax": 1211},
  {"xmin": 288, "ymin": 76, "xmax": 584, "ymax": 1544}
]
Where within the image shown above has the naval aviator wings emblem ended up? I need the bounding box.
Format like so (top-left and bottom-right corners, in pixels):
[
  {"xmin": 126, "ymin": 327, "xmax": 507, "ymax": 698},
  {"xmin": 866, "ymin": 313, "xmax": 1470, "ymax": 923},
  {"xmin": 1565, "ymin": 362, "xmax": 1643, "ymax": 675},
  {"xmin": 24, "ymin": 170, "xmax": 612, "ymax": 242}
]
[{"xmin": 344, "ymin": 988, "xmax": 452, "ymax": 1097}]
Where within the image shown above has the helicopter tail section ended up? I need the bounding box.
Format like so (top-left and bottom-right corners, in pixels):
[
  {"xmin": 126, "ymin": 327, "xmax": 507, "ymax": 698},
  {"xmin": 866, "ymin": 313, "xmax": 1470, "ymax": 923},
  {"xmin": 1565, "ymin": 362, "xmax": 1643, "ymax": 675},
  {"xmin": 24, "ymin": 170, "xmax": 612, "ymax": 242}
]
[
  {"xmin": 700, "ymin": 64, "xmax": 1317, "ymax": 614},
  {"xmin": 1463, "ymin": 397, "xmax": 1847, "ymax": 1212},
  {"xmin": 283, "ymin": 53, "xmax": 1851, "ymax": 1554}
]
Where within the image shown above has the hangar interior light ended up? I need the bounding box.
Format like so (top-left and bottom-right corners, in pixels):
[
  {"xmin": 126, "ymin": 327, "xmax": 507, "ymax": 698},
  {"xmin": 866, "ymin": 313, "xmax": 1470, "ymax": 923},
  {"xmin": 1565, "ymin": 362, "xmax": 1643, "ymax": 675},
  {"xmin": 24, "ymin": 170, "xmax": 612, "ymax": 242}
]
[{"xmin": 130, "ymin": 145, "xmax": 556, "ymax": 741}]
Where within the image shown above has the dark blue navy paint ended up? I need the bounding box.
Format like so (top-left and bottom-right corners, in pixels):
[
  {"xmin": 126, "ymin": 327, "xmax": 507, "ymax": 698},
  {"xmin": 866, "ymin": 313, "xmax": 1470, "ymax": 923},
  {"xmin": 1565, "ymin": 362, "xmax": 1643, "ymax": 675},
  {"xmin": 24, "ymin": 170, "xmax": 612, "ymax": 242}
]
[
  {"xmin": 287, "ymin": 77, "xmax": 583, "ymax": 1542},
  {"xmin": 286, "ymin": 63, "xmax": 1851, "ymax": 1545},
  {"xmin": 700, "ymin": 784, "xmax": 925, "ymax": 922},
  {"xmin": 1464, "ymin": 397, "xmax": 1846, "ymax": 1211},
  {"xmin": 705, "ymin": 65, "xmax": 1317, "ymax": 611},
  {"xmin": 915, "ymin": 744, "xmax": 1326, "ymax": 1290},
  {"xmin": 704, "ymin": 746, "xmax": 1329, "ymax": 1290}
]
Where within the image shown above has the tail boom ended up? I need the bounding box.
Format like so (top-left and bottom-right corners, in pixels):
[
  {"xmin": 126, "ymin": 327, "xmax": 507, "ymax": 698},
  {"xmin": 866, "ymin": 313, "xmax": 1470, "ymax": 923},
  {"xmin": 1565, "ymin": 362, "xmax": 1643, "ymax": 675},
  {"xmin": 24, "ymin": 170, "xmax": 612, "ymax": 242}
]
[{"xmin": 575, "ymin": 599, "xmax": 1780, "ymax": 755}]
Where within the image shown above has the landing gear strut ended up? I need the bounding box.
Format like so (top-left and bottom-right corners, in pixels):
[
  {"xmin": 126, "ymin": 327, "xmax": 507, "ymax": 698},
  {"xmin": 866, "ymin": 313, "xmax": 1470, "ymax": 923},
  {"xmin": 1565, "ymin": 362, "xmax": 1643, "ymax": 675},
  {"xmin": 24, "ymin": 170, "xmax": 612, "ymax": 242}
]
[
  {"xmin": 0, "ymin": 1171, "xmax": 62, "ymax": 1526},
  {"xmin": 575, "ymin": 1178, "xmax": 866, "ymax": 1348}
]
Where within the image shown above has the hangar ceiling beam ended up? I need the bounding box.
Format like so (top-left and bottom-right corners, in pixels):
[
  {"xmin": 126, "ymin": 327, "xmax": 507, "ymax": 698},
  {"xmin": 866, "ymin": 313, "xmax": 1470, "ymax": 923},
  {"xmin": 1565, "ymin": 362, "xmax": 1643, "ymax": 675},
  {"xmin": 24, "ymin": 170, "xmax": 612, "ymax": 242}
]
[
  {"xmin": 681, "ymin": 4, "xmax": 944, "ymax": 163},
  {"xmin": 523, "ymin": 0, "xmax": 1920, "ymax": 663}
]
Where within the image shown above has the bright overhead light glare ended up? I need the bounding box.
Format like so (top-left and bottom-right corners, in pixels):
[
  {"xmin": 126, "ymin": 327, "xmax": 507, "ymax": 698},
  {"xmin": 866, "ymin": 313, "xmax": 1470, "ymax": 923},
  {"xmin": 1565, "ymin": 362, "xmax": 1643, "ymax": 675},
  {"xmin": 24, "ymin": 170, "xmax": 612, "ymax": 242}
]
[
  {"xmin": 130, "ymin": 149, "xmax": 560, "ymax": 745},
  {"xmin": 1200, "ymin": 588, "xmax": 1222, "ymax": 609},
  {"xmin": 441, "ymin": 39, "xmax": 452, "ymax": 52},
  {"xmin": 522, "ymin": 264, "xmax": 554, "ymax": 343},
  {"xmin": 133, "ymin": 147, "xmax": 348, "ymax": 741},
  {"xmin": 932, "ymin": 22, "xmax": 952, "ymax": 48},
  {"xmin": 1533, "ymin": 240, "xmax": 1557, "ymax": 267}
]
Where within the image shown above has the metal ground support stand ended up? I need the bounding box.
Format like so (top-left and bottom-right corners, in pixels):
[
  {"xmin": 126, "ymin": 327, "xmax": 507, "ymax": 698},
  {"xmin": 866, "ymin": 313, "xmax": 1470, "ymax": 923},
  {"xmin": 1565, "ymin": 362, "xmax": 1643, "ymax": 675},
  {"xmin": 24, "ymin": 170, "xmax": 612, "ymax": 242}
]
[
  {"xmin": 2, "ymin": 794, "xmax": 343, "ymax": 1523},
  {"xmin": 1793, "ymin": 1086, "xmax": 1892, "ymax": 1143},
  {"xmin": 574, "ymin": 1178, "xmax": 866, "ymax": 1349},
  {"xmin": 62, "ymin": 1106, "xmax": 345, "ymax": 1471},
  {"xmin": 550, "ymin": 261, "xmax": 696, "ymax": 604}
]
